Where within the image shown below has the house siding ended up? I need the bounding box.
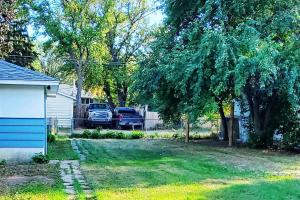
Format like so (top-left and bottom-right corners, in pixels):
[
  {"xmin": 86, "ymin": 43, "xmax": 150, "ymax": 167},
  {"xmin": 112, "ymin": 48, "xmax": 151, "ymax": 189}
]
[
  {"xmin": 0, "ymin": 85, "xmax": 44, "ymax": 118},
  {"xmin": 46, "ymin": 93, "xmax": 74, "ymax": 127},
  {"xmin": 0, "ymin": 85, "xmax": 46, "ymax": 161}
]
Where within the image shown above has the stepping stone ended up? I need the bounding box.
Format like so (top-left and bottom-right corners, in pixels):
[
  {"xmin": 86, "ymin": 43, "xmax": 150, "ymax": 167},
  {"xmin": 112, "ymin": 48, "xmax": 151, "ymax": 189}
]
[
  {"xmin": 78, "ymin": 180, "xmax": 86, "ymax": 184},
  {"xmin": 66, "ymin": 185, "xmax": 74, "ymax": 190},
  {"xmin": 63, "ymin": 183, "xmax": 73, "ymax": 187},
  {"xmin": 83, "ymin": 190, "xmax": 93, "ymax": 195},
  {"xmin": 81, "ymin": 185, "xmax": 90, "ymax": 190},
  {"xmin": 49, "ymin": 160, "xmax": 60, "ymax": 164},
  {"xmin": 65, "ymin": 188, "xmax": 75, "ymax": 195}
]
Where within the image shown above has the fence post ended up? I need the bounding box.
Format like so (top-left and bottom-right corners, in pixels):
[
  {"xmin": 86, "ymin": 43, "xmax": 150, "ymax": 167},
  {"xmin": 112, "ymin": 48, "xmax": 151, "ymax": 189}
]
[{"xmin": 185, "ymin": 117, "xmax": 190, "ymax": 143}]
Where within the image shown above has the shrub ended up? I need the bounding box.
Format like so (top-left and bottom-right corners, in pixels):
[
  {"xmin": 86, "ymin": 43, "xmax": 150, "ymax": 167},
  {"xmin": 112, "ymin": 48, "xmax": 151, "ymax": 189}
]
[
  {"xmin": 172, "ymin": 133, "xmax": 180, "ymax": 139},
  {"xmin": 82, "ymin": 130, "xmax": 92, "ymax": 138},
  {"xmin": 32, "ymin": 153, "xmax": 49, "ymax": 164},
  {"xmin": 0, "ymin": 159, "xmax": 6, "ymax": 165},
  {"xmin": 115, "ymin": 131, "xmax": 126, "ymax": 139},
  {"xmin": 96, "ymin": 127, "xmax": 103, "ymax": 132},
  {"xmin": 104, "ymin": 131, "xmax": 116, "ymax": 138},
  {"xmin": 91, "ymin": 130, "xmax": 100, "ymax": 139},
  {"xmin": 47, "ymin": 134, "xmax": 56, "ymax": 143},
  {"xmin": 70, "ymin": 133, "xmax": 82, "ymax": 138},
  {"xmin": 130, "ymin": 131, "xmax": 144, "ymax": 139}
]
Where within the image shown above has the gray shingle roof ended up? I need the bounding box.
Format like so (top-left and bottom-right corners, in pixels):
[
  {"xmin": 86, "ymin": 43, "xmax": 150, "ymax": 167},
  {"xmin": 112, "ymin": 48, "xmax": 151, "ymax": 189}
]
[{"xmin": 0, "ymin": 60, "xmax": 58, "ymax": 82}]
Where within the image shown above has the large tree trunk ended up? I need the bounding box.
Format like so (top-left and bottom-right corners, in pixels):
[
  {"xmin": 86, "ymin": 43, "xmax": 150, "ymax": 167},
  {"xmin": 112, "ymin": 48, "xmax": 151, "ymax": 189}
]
[
  {"xmin": 103, "ymin": 81, "xmax": 115, "ymax": 109},
  {"xmin": 246, "ymin": 88, "xmax": 275, "ymax": 147},
  {"xmin": 217, "ymin": 101, "xmax": 228, "ymax": 141},
  {"xmin": 117, "ymin": 84, "xmax": 127, "ymax": 107},
  {"xmin": 74, "ymin": 68, "xmax": 83, "ymax": 128}
]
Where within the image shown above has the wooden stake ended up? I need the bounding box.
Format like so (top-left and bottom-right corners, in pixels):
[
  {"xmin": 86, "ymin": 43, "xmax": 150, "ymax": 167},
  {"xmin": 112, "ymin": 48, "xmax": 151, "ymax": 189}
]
[
  {"xmin": 185, "ymin": 117, "xmax": 190, "ymax": 143},
  {"xmin": 229, "ymin": 101, "xmax": 234, "ymax": 147}
]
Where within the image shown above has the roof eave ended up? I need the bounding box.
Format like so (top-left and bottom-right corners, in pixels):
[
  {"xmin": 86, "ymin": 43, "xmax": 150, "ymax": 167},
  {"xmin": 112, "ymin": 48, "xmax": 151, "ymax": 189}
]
[
  {"xmin": 0, "ymin": 80, "xmax": 59, "ymax": 86},
  {"xmin": 57, "ymin": 92, "xmax": 77, "ymax": 100}
]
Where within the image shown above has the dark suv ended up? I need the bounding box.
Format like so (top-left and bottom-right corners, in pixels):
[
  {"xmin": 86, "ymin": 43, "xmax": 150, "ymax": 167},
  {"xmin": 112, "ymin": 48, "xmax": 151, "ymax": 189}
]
[
  {"xmin": 86, "ymin": 103, "xmax": 113, "ymax": 128},
  {"xmin": 114, "ymin": 107, "xmax": 144, "ymax": 129}
]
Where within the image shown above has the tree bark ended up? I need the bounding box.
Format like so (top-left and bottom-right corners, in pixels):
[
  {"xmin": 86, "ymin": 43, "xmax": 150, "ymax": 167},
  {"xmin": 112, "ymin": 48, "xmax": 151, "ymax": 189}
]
[
  {"xmin": 217, "ymin": 101, "xmax": 228, "ymax": 141},
  {"xmin": 117, "ymin": 83, "xmax": 127, "ymax": 107},
  {"xmin": 74, "ymin": 67, "xmax": 83, "ymax": 128},
  {"xmin": 118, "ymin": 91, "xmax": 127, "ymax": 107},
  {"xmin": 103, "ymin": 81, "xmax": 116, "ymax": 109}
]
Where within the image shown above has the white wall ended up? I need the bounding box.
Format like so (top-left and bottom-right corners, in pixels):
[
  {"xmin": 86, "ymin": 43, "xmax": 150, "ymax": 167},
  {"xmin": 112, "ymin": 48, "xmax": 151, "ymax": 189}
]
[
  {"xmin": 46, "ymin": 94, "xmax": 74, "ymax": 127},
  {"xmin": 0, "ymin": 85, "xmax": 45, "ymax": 118},
  {"xmin": 0, "ymin": 148, "xmax": 44, "ymax": 162},
  {"xmin": 145, "ymin": 111, "xmax": 163, "ymax": 130}
]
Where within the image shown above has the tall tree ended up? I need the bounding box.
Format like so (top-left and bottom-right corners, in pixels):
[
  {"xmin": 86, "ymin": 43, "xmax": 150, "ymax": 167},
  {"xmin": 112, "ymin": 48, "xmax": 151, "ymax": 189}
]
[
  {"xmin": 4, "ymin": 20, "xmax": 37, "ymax": 68},
  {"xmin": 0, "ymin": 0, "xmax": 16, "ymax": 57},
  {"xmin": 30, "ymin": 0, "xmax": 111, "ymax": 125},
  {"xmin": 134, "ymin": 0, "xmax": 300, "ymax": 147},
  {"xmin": 85, "ymin": 0, "xmax": 152, "ymax": 108}
]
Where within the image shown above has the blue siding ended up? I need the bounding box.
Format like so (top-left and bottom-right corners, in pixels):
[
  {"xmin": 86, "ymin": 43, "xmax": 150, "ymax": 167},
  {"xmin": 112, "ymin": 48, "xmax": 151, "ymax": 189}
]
[
  {"xmin": 0, "ymin": 118, "xmax": 46, "ymax": 148},
  {"xmin": 0, "ymin": 118, "xmax": 45, "ymax": 126}
]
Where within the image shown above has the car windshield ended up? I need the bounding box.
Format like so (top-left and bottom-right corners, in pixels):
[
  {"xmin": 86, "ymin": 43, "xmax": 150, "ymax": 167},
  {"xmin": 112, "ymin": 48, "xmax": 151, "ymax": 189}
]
[
  {"xmin": 118, "ymin": 109, "xmax": 136, "ymax": 114},
  {"xmin": 89, "ymin": 104, "xmax": 107, "ymax": 109}
]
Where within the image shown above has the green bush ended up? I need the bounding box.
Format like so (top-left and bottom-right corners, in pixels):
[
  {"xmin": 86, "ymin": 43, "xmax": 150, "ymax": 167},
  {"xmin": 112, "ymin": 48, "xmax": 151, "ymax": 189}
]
[
  {"xmin": 82, "ymin": 130, "xmax": 92, "ymax": 138},
  {"xmin": 104, "ymin": 131, "xmax": 116, "ymax": 138},
  {"xmin": 32, "ymin": 153, "xmax": 49, "ymax": 164},
  {"xmin": 130, "ymin": 131, "xmax": 144, "ymax": 139},
  {"xmin": 70, "ymin": 133, "xmax": 82, "ymax": 138},
  {"xmin": 91, "ymin": 130, "xmax": 101, "ymax": 139},
  {"xmin": 115, "ymin": 131, "xmax": 126, "ymax": 139},
  {"xmin": 47, "ymin": 134, "xmax": 56, "ymax": 143},
  {"xmin": 96, "ymin": 127, "xmax": 103, "ymax": 132},
  {"xmin": 0, "ymin": 159, "xmax": 6, "ymax": 165},
  {"xmin": 172, "ymin": 133, "xmax": 180, "ymax": 139}
]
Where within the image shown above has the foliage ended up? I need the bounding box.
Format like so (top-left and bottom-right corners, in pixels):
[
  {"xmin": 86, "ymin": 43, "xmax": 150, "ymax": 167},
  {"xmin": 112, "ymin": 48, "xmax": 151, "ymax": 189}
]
[
  {"xmin": 32, "ymin": 153, "xmax": 49, "ymax": 164},
  {"xmin": 47, "ymin": 133, "xmax": 56, "ymax": 143},
  {"xmin": 29, "ymin": 0, "xmax": 110, "ymax": 123},
  {"xmin": 0, "ymin": 0, "xmax": 16, "ymax": 57},
  {"xmin": 71, "ymin": 130, "xmax": 146, "ymax": 139},
  {"xmin": 134, "ymin": 0, "xmax": 300, "ymax": 147},
  {"xmin": 4, "ymin": 20, "xmax": 37, "ymax": 68},
  {"xmin": 82, "ymin": 130, "xmax": 92, "ymax": 139},
  {"xmin": 129, "ymin": 130, "xmax": 144, "ymax": 139},
  {"xmin": 85, "ymin": 0, "xmax": 153, "ymax": 107},
  {"xmin": 0, "ymin": 159, "xmax": 6, "ymax": 165}
]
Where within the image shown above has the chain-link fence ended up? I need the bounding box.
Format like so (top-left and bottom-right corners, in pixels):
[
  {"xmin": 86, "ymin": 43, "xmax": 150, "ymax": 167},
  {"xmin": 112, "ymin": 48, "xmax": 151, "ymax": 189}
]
[{"xmin": 47, "ymin": 117, "xmax": 221, "ymax": 139}]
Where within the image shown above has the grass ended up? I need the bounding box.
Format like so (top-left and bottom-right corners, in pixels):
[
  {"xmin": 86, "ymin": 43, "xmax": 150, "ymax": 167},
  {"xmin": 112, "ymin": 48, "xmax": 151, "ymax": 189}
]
[
  {"xmin": 47, "ymin": 135, "xmax": 79, "ymax": 160},
  {"xmin": 75, "ymin": 139, "xmax": 300, "ymax": 200},
  {"xmin": 0, "ymin": 163, "xmax": 67, "ymax": 200}
]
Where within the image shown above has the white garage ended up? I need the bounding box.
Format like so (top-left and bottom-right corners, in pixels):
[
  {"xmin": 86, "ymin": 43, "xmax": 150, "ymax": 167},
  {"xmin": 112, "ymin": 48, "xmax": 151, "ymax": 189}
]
[{"xmin": 46, "ymin": 85, "xmax": 76, "ymax": 128}]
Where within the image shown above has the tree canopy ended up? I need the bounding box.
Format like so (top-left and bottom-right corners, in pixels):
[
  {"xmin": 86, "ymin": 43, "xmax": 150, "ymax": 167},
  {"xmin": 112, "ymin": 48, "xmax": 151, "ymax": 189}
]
[{"xmin": 134, "ymin": 0, "xmax": 300, "ymax": 146}]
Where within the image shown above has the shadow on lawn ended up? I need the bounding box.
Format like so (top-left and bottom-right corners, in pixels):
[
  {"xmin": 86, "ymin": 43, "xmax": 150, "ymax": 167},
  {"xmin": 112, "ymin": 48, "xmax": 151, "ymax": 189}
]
[
  {"xmin": 79, "ymin": 140, "xmax": 262, "ymax": 189},
  {"xmin": 95, "ymin": 178, "xmax": 300, "ymax": 200},
  {"xmin": 207, "ymin": 178, "xmax": 300, "ymax": 200}
]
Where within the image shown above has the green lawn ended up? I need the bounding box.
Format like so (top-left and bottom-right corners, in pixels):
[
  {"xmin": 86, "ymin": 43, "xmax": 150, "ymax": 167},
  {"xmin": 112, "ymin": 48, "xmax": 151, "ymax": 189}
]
[
  {"xmin": 48, "ymin": 136, "xmax": 79, "ymax": 160},
  {"xmin": 1, "ymin": 138, "xmax": 299, "ymax": 200},
  {"xmin": 0, "ymin": 136, "xmax": 78, "ymax": 200},
  {"xmin": 0, "ymin": 163, "xmax": 67, "ymax": 200},
  {"xmin": 76, "ymin": 139, "xmax": 300, "ymax": 200}
]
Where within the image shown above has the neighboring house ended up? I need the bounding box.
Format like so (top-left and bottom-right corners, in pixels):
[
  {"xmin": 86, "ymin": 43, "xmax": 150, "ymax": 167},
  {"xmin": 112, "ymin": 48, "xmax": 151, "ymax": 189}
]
[
  {"xmin": 0, "ymin": 60, "xmax": 59, "ymax": 161},
  {"xmin": 234, "ymin": 101, "xmax": 250, "ymax": 143},
  {"xmin": 46, "ymin": 84, "xmax": 95, "ymax": 127},
  {"xmin": 135, "ymin": 105, "xmax": 163, "ymax": 130}
]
